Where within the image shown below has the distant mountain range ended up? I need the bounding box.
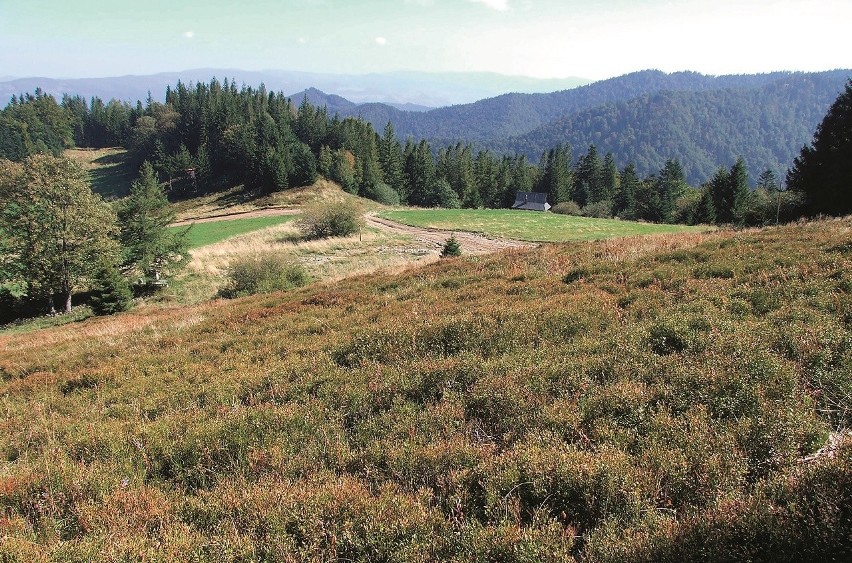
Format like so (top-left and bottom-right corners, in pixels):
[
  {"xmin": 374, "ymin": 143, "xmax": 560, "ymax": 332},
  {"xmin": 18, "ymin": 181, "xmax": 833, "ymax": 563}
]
[
  {"xmin": 0, "ymin": 68, "xmax": 590, "ymax": 109},
  {"xmin": 4, "ymin": 67, "xmax": 850, "ymax": 185},
  {"xmin": 336, "ymin": 69, "xmax": 850, "ymax": 185}
]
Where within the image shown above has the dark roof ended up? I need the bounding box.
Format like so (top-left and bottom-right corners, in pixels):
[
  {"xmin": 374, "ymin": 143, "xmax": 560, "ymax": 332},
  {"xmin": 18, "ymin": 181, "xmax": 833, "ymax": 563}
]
[{"xmin": 512, "ymin": 191, "xmax": 551, "ymax": 212}]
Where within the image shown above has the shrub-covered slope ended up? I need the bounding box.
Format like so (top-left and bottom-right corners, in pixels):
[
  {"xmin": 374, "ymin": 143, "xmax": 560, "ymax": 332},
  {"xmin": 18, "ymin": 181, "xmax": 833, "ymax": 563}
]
[{"xmin": 1, "ymin": 219, "xmax": 851, "ymax": 561}]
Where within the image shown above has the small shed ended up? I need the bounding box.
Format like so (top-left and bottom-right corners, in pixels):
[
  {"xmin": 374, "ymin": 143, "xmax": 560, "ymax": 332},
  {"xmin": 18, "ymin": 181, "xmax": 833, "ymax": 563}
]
[{"xmin": 512, "ymin": 191, "xmax": 551, "ymax": 212}]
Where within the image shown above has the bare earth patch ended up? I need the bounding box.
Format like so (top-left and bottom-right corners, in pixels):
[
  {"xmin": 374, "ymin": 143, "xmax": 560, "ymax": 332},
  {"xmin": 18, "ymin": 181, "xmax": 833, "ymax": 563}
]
[{"xmin": 365, "ymin": 213, "xmax": 535, "ymax": 254}]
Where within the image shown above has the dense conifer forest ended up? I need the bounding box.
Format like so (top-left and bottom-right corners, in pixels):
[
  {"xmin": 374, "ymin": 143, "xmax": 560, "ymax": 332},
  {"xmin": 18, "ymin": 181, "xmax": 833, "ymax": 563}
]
[{"xmin": 1, "ymin": 71, "xmax": 850, "ymax": 226}]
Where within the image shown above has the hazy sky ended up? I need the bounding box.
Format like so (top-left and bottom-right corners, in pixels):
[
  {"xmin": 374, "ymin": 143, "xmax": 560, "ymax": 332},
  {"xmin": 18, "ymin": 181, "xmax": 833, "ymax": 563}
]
[{"xmin": 2, "ymin": 0, "xmax": 850, "ymax": 80}]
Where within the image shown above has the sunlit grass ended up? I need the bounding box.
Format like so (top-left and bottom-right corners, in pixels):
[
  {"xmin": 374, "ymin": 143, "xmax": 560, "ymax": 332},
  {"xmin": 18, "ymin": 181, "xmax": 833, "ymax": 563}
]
[
  {"xmin": 172, "ymin": 215, "xmax": 298, "ymax": 249},
  {"xmin": 380, "ymin": 208, "xmax": 709, "ymax": 242},
  {"xmin": 2, "ymin": 212, "xmax": 850, "ymax": 560}
]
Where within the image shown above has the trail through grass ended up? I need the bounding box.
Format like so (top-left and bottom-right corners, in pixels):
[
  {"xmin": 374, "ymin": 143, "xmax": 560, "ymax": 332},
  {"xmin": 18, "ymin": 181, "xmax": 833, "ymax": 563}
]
[{"xmin": 380, "ymin": 208, "xmax": 708, "ymax": 242}]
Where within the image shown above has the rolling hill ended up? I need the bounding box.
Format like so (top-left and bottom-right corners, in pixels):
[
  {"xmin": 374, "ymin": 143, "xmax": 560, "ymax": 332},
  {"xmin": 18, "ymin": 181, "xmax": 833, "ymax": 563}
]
[
  {"xmin": 1, "ymin": 216, "xmax": 850, "ymax": 559},
  {"xmin": 0, "ymin": 69, "xmax": 590, "ymax": 109},
  {"xmin": 348, "ymin": 69, "xmax": 851, "ymax": 184}
]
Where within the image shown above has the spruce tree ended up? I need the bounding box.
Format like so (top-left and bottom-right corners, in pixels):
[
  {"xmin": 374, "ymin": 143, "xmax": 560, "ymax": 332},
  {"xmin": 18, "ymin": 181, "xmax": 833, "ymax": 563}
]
[
  {"xmin": 709, "ymin": 166, "xmax": 733, "ymax": 224},
  {"xmin": 756, "ymin": 169, "xmax": 779, "ymax": 191},
  {"xmin": 787, "ymin": 79, "xmax": 852, "ymax": 216},
  {"xmin": 119, "ymin": 162, "xmax": 189, "ymax": 286},
  {"xmin": 89, "ymin": 257, "xmax": 133, "ymax": 315},
  {"xmin": 378, "ymin": 122, "xmax": 407, "ymax": 201},
  {"xmin": 615, "ymin": 163, "xmax": 640, "ymax": 219},
  {"xmin": 441, "ymin": 235, "xmax": 462, "ymax": 258},
  {"xmin": 730, "ymin": 157, "xmax": 751, "ymax": 224},
  {"xmin": 696, "ymin": 187, "xmax": 717, "ymax": 225}
]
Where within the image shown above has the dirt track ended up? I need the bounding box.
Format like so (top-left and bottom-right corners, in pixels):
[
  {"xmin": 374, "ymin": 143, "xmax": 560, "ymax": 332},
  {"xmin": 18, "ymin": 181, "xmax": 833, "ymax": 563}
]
[
  {"xmin": 171, "ymin": 207, "xmax": 301, "ymax": 227},
  {"xmin": 172, "ymin": 207, "xmax": 534, "ymax": 254},
  {"xmin": 364, "ymin": 214, "xmax": 534, "ymax": 254}
]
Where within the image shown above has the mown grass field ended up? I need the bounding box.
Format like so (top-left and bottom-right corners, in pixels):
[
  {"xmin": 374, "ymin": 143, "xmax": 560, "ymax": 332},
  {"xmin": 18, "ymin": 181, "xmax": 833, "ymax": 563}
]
[
  {"xmin": 1, "ymin": 217, "xmax": 850, "ymax": 561},
  {"xmin": 380, "ymin": 208, "xmax": 708, "ymax": 242},
  {"xmin": 173, "ymin": 215, "xmax": 298, "ymax": 249}
]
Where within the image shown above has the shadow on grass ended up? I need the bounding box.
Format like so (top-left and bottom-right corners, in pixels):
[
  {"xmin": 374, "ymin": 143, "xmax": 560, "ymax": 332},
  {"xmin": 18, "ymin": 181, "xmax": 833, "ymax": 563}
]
[{"xmin": 89, "ymin": 153, "xmax": 137, "ymax": 199}]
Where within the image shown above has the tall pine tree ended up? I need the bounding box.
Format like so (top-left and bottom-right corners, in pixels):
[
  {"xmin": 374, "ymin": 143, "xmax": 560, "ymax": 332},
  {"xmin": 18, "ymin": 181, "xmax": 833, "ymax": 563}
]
[{"xmin": 787, "ymin": 79, "xmax": 852, "ymax": 216}]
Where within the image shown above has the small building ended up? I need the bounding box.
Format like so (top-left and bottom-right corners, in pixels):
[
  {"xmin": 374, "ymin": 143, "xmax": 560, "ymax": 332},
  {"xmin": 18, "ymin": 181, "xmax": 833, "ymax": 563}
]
[{"xmin": 512, "ymin": 191, "xmax": 551, "ymax": 212}]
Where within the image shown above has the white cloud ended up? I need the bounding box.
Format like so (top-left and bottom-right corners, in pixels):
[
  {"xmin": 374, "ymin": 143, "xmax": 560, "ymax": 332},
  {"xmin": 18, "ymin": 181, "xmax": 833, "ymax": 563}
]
[
  {"xmin": 465, "ymin": 0, "xmax": 509, "ymax": 11},
  {"xmin": 298, "ymin": 37, "xmax": 308, "ymax": 44},
  {"xmin": 375, "ymin": 36, "xmax": 388, "ymax": 45},
  {"xmin": 183, "ymin": 31, "xmax": 195, "ymax": 39}
]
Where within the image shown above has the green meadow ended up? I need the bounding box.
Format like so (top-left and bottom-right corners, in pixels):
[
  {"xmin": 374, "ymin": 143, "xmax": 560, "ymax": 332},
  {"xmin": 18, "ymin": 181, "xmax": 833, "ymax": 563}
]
[
  {"xmin": 172, "ymin": 214, "xmax": 298, "ymax": 249},
  {"xmin": 379, "ymin": 208, "xmax": 708, "ymax": 242}
]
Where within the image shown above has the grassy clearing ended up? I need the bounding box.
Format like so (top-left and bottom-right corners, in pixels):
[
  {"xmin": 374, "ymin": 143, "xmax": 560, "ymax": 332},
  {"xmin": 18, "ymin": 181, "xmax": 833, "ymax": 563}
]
[
  {"xmin": 65, "ymin": 147, "xmax": 137, "ymax": 200},
  {"xmin": 1, "ymin": 218, "xmax": 851, "ymax": 560},
  {"xmin": 177, "ymin": 221, "xmax": 435, "ymax": 301},
  {"xmin": 171, "ymin": 178, "xmax": 381, "ymax": 222},
  {"xmin": 173, "ymin": 215, "xmax": 298, "ymax": 249},
  {"xmin": 380, "ymin": 208, "xmax": 708, "ymax": 242}
]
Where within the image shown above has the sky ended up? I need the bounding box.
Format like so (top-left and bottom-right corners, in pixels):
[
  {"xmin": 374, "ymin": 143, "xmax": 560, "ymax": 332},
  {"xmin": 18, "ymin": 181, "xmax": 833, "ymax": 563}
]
[{"xmin": 1, "ymin": 0, "xmax": 850, "ymax": 81}]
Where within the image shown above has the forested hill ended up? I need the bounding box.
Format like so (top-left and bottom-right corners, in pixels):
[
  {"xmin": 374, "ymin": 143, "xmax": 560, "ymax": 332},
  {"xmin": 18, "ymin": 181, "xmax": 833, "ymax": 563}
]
[
  {"xmin": 352, "ymin": 70, "xmax": 841, "ymax": 142},
  {"xmin": 492, "ymin": 71, "xmax": 851, "ymax": 184},
  {"xmin": 346, "ymin": 69, "xmax": 850, "ymax": 183}
]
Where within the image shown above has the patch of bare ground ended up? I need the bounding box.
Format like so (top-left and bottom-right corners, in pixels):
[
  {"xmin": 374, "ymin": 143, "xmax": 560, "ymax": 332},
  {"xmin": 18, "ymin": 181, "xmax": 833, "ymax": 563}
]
[
  {"xmin": 365, "ymin": 213, "xmax": 535, "ymax": 254},
  {"xmin": 800, "ymin": 430, "xmax": 852, "ymax": 465}
]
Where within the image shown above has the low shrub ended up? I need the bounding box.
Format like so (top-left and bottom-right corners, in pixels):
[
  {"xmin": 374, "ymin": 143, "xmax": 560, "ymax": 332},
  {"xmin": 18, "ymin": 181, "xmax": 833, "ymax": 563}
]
[
  {"xmin": 362, "ymin": 181, "xmax": 401, "ymax": 205},
  {"xmin": 220, "ymin": 253, "xmax": 310, "ymax": 298},
  {"xmin": 551, "ymin": 201, "xmax": 582, "ymax": 216},
  {"xmin": 583, "ymin": 199, "xmax": 614, "ymax": 219},
  {"xmin": 296, "ymin": 200, "xmax": 363, "ymax": 239}
]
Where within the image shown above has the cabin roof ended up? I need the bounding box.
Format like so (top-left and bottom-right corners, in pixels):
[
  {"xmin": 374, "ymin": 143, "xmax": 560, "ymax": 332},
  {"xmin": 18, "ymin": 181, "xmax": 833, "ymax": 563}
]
[{"xmin": 512, "ymin": 191, "xmax": 551, "ymax": 211}]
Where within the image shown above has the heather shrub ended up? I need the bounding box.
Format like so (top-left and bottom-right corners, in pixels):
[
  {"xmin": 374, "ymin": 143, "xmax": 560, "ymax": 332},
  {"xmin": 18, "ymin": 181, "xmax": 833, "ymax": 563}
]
[
  {"xmin": 220, "ymin": 252, "xmax": 309, "ymax": 298},
  {"xmin": 296, "ymin": 199, "xmax": 363, "ymax": 239}
]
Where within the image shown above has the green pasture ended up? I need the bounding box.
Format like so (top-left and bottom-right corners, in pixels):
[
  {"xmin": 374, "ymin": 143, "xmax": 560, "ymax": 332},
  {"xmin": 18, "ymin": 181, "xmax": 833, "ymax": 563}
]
[
  {"xmin": 379, "ymin": 208, "xmax": 708, "ymax": 242},
  {"xmin": 172, "ymin": 214, "xmax": 297, "ymax": 249}
]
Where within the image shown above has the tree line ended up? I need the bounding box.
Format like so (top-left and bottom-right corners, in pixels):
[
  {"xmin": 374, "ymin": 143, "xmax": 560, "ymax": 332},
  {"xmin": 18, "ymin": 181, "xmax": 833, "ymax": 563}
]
[{"xmin": 1, "ymin": 77, "xmax": 849, "ymax": 320}]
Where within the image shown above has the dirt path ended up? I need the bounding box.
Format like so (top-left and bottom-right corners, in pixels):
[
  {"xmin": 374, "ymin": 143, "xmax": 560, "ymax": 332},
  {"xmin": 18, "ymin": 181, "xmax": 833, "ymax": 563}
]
[
  {"xmin": 171, "ymin": 207, "xmax": 301, "ymax": 227},
  {"xmin": 172, "ymin": 206, "xmax": 534, "ymax": 254},
  {"xmin": 365, "ymin": 213, "xmax": 535, "ymax": 254}
]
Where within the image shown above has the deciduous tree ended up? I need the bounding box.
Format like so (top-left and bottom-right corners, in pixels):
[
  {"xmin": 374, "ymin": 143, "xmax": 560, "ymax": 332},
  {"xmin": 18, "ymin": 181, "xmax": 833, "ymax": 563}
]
[{"xmin": 1, "ymin": 154, "xmax": 119, "ymax": 313}]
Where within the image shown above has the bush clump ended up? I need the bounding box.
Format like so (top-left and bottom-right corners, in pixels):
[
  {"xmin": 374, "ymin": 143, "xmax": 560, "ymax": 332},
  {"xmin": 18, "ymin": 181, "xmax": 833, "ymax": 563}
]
[
  {"xmin": 551, "ymin": 201, "xmax": 582, "ymax": 216},
  {"xmin": 220, "ymin": 253, "xmax": 310, "ymax": 298},
  {"xmin": 297, "ymin": 200, "xmax": 363, "ymax": 239},
  {"xmin": 582, "ymin": 199, "xmax": 614, "ymax": 218}
]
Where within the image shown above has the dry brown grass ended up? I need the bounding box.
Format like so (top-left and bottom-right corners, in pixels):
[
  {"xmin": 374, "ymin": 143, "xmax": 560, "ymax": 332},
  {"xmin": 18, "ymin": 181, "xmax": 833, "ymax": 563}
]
[
  {"xmin": 172, "ymin": 179, "xmax": 381, "ymax": 222},
  {"xmin": 181, "ymin": 219, "xmax": 442, "ymax": 298}
]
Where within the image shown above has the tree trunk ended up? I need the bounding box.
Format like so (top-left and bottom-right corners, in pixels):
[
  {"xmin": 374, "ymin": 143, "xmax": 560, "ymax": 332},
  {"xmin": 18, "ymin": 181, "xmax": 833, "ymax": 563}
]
[
  {"xmin": 63, "ymin": 290, "xmax": 72, "ymax": 313},
  {"xmin": 47, "ymin": 295, "xmax": 56, "ymax": 316}
]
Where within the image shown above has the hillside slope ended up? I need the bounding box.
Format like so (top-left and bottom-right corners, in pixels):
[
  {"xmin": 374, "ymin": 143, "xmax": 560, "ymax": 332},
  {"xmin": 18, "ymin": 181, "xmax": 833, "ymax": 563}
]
[
  {"xmin": 354, "ymin": 70, "xmax": 848, "ymax": 145},
  {"xmin": 497, "ymin": 71, "xmax": 850, "ymax": 183},
  {"xmin": 1, "ymin": 219, "xmax": 851, "ymax": 560}
]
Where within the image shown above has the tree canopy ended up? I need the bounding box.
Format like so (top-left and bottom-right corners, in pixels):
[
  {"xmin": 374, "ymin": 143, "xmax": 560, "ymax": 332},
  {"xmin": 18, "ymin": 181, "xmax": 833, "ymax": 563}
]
[
  {"xmin": 0, "ymin": 154, "xmax": 119, "ymax": 313},
  {"xmin": 787, "ymin": 80, "xmax": 852, "ymax": 216}
]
